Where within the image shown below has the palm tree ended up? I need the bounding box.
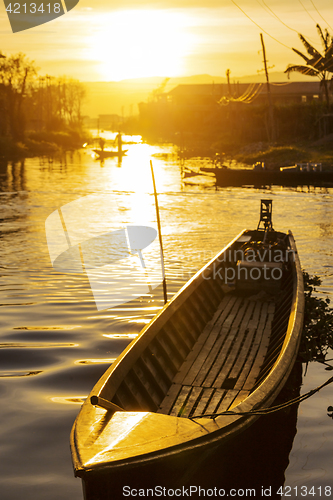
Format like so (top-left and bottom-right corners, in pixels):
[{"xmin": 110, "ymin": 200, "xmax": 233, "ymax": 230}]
[{"xmin": 285, "ymin": 24, "xmax": 333, "ymax": 109}]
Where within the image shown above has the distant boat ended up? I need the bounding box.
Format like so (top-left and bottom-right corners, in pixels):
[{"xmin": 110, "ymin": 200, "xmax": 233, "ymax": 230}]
[
  {"xmin": 70, "ymin": 200, "xmax": 304, "ymax": 497},
  {"xmin": 93, "ymin": 149, "xmax": 128, "ymax": 158},
  {"xmin": 182, "ymin": 168, "xmax": 216, "ymax": 179},
  {"xmin": 215, "ymin": 162, "xmax": 333, "ymax": 187},
  {"xmin": 200, "ymin": 165, "xmax": 228, "ymax": 174},
  {"xmin": 182, "ymin": 168, "xmax": 199, "ymax": 178}
]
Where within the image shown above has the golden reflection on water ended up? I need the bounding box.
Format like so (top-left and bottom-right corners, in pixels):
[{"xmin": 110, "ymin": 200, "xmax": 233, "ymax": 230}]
[
  {"xmin": 13, "ymin": 326, "xmax": 81, "ymax": 330},
  {"xmin": 99, "ymin": 143, "xmax": 172, "ymax": 197},
  {"xmin": 128, "ymin": 318, "xmax": 152, "ymax": 324},
  {"xmin": 74, "ymin": 359, "xmax": 116, "ymax": 365},
  {"xmin": 50, "ymin": 396, "xmax": 86, "ymax": 405},
  {"xmin": 103, "ymin": 333, "xmax": 137, "ymax": 339},
  {"xmin": 0, "ymin": 370, "xmax": 43, "ymax": 378},
  {"xmin": 0, "ymin": 343, "xmax": 78, "ymax": 348}
]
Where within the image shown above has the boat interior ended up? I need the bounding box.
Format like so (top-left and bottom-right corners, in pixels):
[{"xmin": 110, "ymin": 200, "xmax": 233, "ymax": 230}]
[{"xmin": 100, "ymin": 224, "xmax": 295, "ymax": 421}]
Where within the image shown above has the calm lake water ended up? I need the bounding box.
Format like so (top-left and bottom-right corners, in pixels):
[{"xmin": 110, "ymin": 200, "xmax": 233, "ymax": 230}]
[{"xmin": 0, "ymin": 135, "xmax": 333, "ymax": 499}]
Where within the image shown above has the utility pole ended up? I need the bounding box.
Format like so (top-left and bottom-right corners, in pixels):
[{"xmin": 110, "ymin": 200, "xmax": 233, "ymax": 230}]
[
  {"xmin": 226, "ymin": 69, "xmax": 231, "ymax": 97},
  {"xmin": 260, "ymin": 33, "xmax": 276, "ymax": 142}
]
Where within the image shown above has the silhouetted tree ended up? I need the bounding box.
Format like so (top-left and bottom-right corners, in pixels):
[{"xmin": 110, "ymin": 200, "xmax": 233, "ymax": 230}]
[
  {"xmin": 285, "ymin": 24, "xmax": 333, "ymax": 109},
  {"xmin": 59, "ymin": 77, "xmax": 86, "ymax": 125},
  {"xmin": 0, "ymin": 52, "xmax": 37, "ymax": 139},
  {"xmin": 32, "ymin": 76, "xmax": 86, "ymax": 128}
]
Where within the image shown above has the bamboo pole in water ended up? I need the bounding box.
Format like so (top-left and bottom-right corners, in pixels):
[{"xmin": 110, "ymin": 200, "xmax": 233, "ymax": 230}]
[{"xmin": 150, "ymin": 160, "xmax": 167, "ymax": 305}]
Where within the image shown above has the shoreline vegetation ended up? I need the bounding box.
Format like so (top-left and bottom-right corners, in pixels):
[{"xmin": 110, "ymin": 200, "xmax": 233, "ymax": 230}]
[
  {"xmin": 220, "ymin": 141, "xmax": 333, "ymax": 170},
  {"xmin": 172, "ymin": 139, "xmax": 333, "ymax": 170},
  {"xmin": 133, "ymin": 96, "xmax": 333, "ymax": 170},
  {"xmin": 299, "ymin": 271, "xmax": 333, "ymax": 367},
  {"xmin": 4, "ymin": 134, "xmax": 333, "ymax": 173},
  {"xmin": 3, "ymin": 120, "xmax": 333, "ymax": 168},
  {"xmin": 3, "ymin": 106, "xmax": 333, "ymax": 169},
  {"xmin": 0, "ymin": 51, "xmax": 89, "ymax": 161},
  {"xmin": 0, "ymin": 128, "xmax": 90, "ymax": 161}
]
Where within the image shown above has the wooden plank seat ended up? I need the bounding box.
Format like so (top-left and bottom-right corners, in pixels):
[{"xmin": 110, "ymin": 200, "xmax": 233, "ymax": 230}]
[{"xmin": 157, "ymin": 293, "xmax": 275, "ymax": 418}]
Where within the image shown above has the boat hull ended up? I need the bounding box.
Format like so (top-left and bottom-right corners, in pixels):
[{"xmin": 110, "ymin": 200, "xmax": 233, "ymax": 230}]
[
  {"xmin": 93, "ymin": 149, "xmax": 127, "ymax": 158},
  {"xmin": 215, "ymin": 168, "xmax": 333, "ymax": 187},
  {"xmin": 80, "ymin": 362, "xmax": 303, "ymax": 500},
  {"xmin": 70, "ymin": 224, "xmax": 304, "ymax": 496}
]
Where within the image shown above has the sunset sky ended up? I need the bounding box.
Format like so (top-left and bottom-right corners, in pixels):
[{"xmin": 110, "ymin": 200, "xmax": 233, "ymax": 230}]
[{"xmin": 0, "ymin": 0, "xmax": 333, "ymax": 81}]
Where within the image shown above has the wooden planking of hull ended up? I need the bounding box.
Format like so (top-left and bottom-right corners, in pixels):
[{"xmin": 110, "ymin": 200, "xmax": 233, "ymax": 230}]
[{"xmin": 70, "ymin": 201, "xmax": 304, "ymax": 495}]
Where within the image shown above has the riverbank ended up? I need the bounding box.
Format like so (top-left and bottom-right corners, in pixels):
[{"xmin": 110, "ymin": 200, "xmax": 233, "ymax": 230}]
[
  {"xmin": 176, "ymin": 137, "xmax": 333, "ymax": 170},
  {"xmin": 0, "ymin": 129, "xmax": 90, "ymax": 161},
  {"xmin": 233, "ymin": 142, "xmax": 333, "ymax": 169},
  {"xmin": 2, "ymin": 126, "xmax": 333, "ymax": 171}
]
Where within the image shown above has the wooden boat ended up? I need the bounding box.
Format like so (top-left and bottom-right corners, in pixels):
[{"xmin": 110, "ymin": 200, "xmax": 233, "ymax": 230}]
[
  {"xmin": 70, "ymin": 200, "xmax": 304, "ymax": 496},
  {"xmin": 182, "ymin": 168, "xmax": 199, "ymax": 178},
  {"xmin": 181, "ymin": 168, "xmax": 214, "ymax": 179},
  {"xmin": 200, "ymin": 165, "xmax": 228, "ymax": 174},
  {"xmin": 93, "ymin": 149, "xmax": 128, "ymax": 158},
  {"xmin": 214, "ymin": 165, "xmax": 333, "ymax": 187}
]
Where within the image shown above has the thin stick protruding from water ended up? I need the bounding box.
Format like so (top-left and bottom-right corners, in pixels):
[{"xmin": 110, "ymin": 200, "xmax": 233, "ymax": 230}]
[{"xmin": 150, "ymin": 160, "xmax": 167, "ymax": 305}]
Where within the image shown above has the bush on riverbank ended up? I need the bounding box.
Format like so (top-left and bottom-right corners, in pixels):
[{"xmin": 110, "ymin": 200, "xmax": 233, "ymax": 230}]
[
  {"xmin": 235, "ymin": 145, "xmax": 310, "ymax": 169},
  {"xmin": 25, "ymin": 129, "xmax": 89, "ymax": 155},
  {"xmin": 28, "ymin": 128, "xmax": 89, "ymax": 151},
  {"xmin": 0, "ymin": 128, "xmax": 90, "ymax": 160},
  {"xmin": 0, "ymin": 50, "xmax": 89, "ymax": 159},
  {"xmin": 234, "ymin": 142, "xmax": 333, "ymax": 169},
  {"xmin": 299, "ymin": 271, "xmax": 333, "ymax": 366},
  {"xmin": 0, "ymin": 136, "xmax": 59, "ymax": 159}
]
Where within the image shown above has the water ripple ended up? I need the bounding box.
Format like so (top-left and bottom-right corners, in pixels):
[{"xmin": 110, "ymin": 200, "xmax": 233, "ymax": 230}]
[
  {"xmin": 0, "ymin": 343, "xmax": 78, "ymax": 349},
  {"xmin": 50, "ymin": 396, "xmax": 86, "ymax": 405},
  {"xmin": 74, "ymin": 358, "xmax": 116, "ymax": 365},
  {"xmin": 0, "ymin": 370, "xmax": 43, "ymax": 378},
  {"xmin": 13, "ymin": 326, "xmax": 81, "ymax": 330}
]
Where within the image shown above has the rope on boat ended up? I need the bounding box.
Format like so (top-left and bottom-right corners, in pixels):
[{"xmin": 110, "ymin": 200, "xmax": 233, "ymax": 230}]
[{"xmin": 189, "ymin": 375, "xmax": 333, "ymax": 420}]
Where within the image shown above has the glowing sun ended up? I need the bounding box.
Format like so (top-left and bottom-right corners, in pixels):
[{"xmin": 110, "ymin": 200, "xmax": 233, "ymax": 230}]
[{"xmin": 88, "ymin": 9, "xmax": 194, "ymax": 81}]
